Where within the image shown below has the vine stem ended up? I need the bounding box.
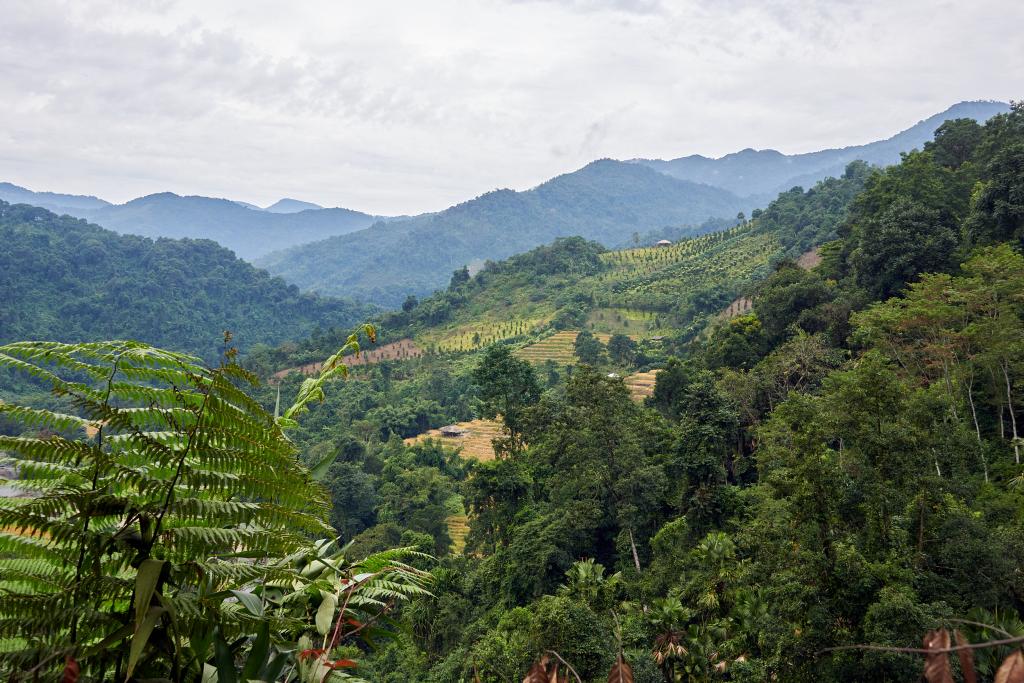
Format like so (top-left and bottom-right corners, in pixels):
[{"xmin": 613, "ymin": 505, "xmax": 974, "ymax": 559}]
[
  {"xmin": 69, "ymin": 351, "xmax": 122, "ymax": 645},
  {"xmin": 545, "ymin": 650, "xmax": 583, "ymax": 683},
  {"xmin": 817, "ymin": 633, "xmax": 1024, "ymax": 656},
  {"xmin": 151, "ymin": 369, "xmax": 214, "ymax": 549}
]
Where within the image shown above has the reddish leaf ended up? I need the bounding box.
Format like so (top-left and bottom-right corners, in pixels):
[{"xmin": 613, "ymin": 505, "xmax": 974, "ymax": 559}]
[
  {"xmin": 922, "ymin": 629, "xmax": 953, "ymax": 683},
  {"xmin": 953, "ymin": 630, "xmax": 977, "ymax": 683},
  {"xmin": 607, "ymin": 655, "xmax": 634, "ymax": 683},
  {"xmin": 299, "ymin": 648, "xmax": 326, "ymax": 661},
  {"xmin": 328, "ymin": 659, "xmax": 359, "ymax": 669},
  {"xmin": 61, "ymin": 656, "xmax": 80, "ymax": 683},
  {"xmin": 996, "ymin": 651, "xmax": 1024, "ymax": 683}
]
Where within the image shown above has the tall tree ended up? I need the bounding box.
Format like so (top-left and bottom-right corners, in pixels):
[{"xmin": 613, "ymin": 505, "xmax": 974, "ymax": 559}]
[{"xmin": 472, "ymin": 344, "xmax": 541, "ymax": 455}]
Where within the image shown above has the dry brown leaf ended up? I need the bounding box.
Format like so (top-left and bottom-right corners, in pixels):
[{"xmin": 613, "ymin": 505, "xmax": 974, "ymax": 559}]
[
  {"xmin": 607, "ymin": 655, "xmax": 634, "ymax": 683},
  {"xmin": 524, "ymin": 656, "xmax": 552, "ymax": 683},
  {"xmin": 953, "ymin": 630, "xmax": 977, "ymax": 683},
  {"xmin": 996, "ymin": 651, "xmax": 1024, "ymax": 683},
  {"xmin": 922, "ymin": 629, "xmax": 953, "ymax": 683}
]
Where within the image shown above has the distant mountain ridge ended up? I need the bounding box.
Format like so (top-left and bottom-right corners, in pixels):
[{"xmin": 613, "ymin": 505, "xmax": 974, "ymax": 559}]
[
  {"xmin": 0, "ymin": 184, "xmax": 379, "ymax": 260},
  {"xmin": 2, "ymin": 100, "xmax": 1008, "ymax": 304},
  {"xmin": 632, "ymin": 100, "xmax": 1010, "ymax": 200},
  {"xmin": 264, "ymin": 198, "xmax": 323, "ymax": 213},
  {"xmin": 0, "ymin": 181, "xmax": 112, "ymax": 212}
]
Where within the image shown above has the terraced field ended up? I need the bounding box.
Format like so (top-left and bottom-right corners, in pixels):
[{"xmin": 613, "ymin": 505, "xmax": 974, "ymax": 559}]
[
  {"xmin": 720, "ymin": 297, "xmax": 754, "ymax": 319},
  {"xmin": 605, "ymin": 231, "xmax": 779, "ymax": 310},
  {"xmin": 585, "ymin": 307, "xmax": 664, "ymax": 338},
  {"xmin": 515, "ymin": 331, "xmax": 612, "ymax": 364},
  {"xmin": 624, "ymin": 370, "xmax": 658, "ymax": 402},
  {"xmin": 446, "ymin": 514, "xmax": 469, "ymax": 554},
  {"xmin": 423, "ymin": 318, "xmax": 548, "ymax": 353},
  {"xmin": 405, "ymin": 419, "xmax": 504, "ymax": 461},
  {"xmin": 272, "ymin": 339, "xmax": 423, "ymax": 380}
]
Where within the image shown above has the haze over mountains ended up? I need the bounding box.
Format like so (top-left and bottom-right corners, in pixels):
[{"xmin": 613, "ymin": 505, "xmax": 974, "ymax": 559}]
[
  {"xmin": 0, "ymin": 184, "xmax": 378, "ymax": 260},
  {"xmin": 257, "ymin": 100, "xmax": 1009, "ymax": 306},
  {"xmin": 632, "ymin": 100, "xmax": 1010, "ymax": 200},
  {"xmin": 0, "ymin": 100, "xmax": 1009, "ymax": 306}
]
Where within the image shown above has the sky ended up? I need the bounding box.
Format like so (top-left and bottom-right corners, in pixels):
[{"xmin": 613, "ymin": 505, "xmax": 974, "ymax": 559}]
[{"xmin": 0, "ymin": 0, "xmax": 1020, "ymax": 215}]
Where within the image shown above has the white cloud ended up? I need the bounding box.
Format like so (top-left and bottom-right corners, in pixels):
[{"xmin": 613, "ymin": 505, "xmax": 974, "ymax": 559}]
[{"xmin": 0, "ymin": 0, "xmax": 1020, "ymax": 214}]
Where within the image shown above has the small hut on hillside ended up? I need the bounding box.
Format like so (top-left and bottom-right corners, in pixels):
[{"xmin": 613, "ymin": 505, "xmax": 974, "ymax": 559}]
[
  {"xmin": 439, "ymin": 425, "xmax": 469, "ymax": 438},
  {"xmin": 655, "ymin": 239, "xmax": 672, "ymax": 247}
]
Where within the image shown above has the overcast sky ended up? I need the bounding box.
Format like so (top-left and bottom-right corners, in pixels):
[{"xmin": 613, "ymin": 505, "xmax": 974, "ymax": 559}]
[{"xmin": 0, "ymin": 0, "xmax": 1020, "ymax": 215}]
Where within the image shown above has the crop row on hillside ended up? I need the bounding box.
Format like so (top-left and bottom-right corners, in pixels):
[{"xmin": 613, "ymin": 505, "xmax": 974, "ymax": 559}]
[{"xmin": 515, "ymin": 330, "xmax": 612, "ymax": 364}]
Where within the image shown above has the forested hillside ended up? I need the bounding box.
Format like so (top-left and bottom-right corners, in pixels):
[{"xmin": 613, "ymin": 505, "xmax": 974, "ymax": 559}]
[
  {"xmin": 234, "ymin": 102, "xmax": 1024, "ymax": 682},
  {"xmin": 257, "ymin": 159, "xmax": 749, "ymax": 306},
  {"xmin": 359, "ymin": 160, "xmax": 869, "ymax": 356},
  {"xmin": 0, "ymin": 201, "xmax": 372, "ymax": 359}
]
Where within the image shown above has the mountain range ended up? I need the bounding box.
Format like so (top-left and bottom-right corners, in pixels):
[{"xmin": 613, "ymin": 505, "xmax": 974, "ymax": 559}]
[
  {"xmin": 256, "ymin": 159, "xmax": 751, "ymax": 307},
  {"xmin": 0, "ymin": 184, "xmax": 379, "ymax": 260},
  {"xmin": 257, "ymin": 101, "xmax": 1008, "ymax": 306},
  {"xmin": 0, "ymin": 100, "xmax": 1009, "ymax": 306},
  {"xmin": 633, "ymin": 100, "xmax": 1009, "ymax": 201}
]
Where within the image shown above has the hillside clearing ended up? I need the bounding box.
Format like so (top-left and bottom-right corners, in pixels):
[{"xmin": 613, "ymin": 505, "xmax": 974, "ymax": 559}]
[
  {"xmin": 624, "ymin": 370, "xmax": 659, "ymax": 402},
  {"xmin": 272, "ymin": 339, "xmax": 423, "ymax": 380},
  {"xmin": 405, "ymin": 419, "xmax": 504, "ymax": 461}
]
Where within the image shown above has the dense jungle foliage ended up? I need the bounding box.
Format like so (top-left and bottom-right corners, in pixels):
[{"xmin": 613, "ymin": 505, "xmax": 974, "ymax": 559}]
[{"xmin": 2, "ymin": 103, "xmax": 1024, "ymax": 682}]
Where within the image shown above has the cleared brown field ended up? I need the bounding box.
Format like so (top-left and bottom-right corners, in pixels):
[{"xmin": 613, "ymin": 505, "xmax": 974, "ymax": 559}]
[
  {"xmin": 624, "ymin": 370, "xmax": 658, "ymax": 402},
  {"xmin": 272, "ymin": 339, "xmax": 423, "ymax": 381},
  {"xmin": 719, "ymin": 297, "xmax": 753, "ymax": 320},
  {"xmin": 405, "ymin": 419, "xmax": 504, "ymax": 462},
  {"xmin": 797, "ymin": 247, "xmax": 822, "ymax": 270},
  {"xmin": 515, "ymin": 331, "xmax": 612, "ymax": 364},
  {"xmin": 446, "ymin": 514, "xmax": 469, "ymax": 555}
]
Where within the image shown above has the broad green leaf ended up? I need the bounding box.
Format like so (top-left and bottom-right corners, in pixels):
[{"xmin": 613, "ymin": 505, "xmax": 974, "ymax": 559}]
[
  {"xmin": 133, "ymin": 559, "xmax": 165, "ymax": 626},
  {"xmin": 230, "ymin": 589, "xmax": 264, "ymax": 618},
  {"xmin": 315, "ymin": 591, "xmax": 337, "ymax": 636},
  {"xmin": 241, "ymin": 621, "xmax": 271, "ymax": 680},
  {"xmin": 214, "ymin": 629, "xmax": 239, "ymax": 683},
  {"xmin": 126, "ymin": 605, "xmax": 166, "ymax": 678},
  {"xmin": 309, "ymin": 450, "xmax": 338, "ymax": 481}
]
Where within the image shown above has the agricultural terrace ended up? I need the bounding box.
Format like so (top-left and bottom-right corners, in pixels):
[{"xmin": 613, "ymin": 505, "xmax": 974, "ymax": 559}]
[
  {"xmin": 585, "ymin": 307, "xmax": 666, "ymax": 337},
  {"xmin": 515, "ymin": 330, "xmax": 612, "ymax": 364},
  {"xmin": 624, "ymin": 370, "xmax": 659, "ymax": 402},
  {"xmin": 419, "ymin": 317, "xmax": 548, "ymax": 353},
  {"xmin": 272, "ymin": 338, "xmax": 423, "ymax": 380},
  {"xmin": 446, "ymin": 514, "xmax": 469, "ymax": 554},
  {"xmin": 405, "ymin": 419, "xmax": 504, "ymax": 461},
  {"xmin": 595, "ymin": 224, "xmax": 752, "ymax": 279}
]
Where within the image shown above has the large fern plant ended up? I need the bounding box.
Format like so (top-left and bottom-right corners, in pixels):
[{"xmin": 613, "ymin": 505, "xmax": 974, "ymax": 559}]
[{"xmin": 0, "ymin": 335, "xmax": 423, "ymax": 680}]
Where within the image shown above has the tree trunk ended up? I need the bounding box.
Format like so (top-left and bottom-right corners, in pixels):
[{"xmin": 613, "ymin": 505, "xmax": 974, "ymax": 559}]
[
  {"xmin": 1003, "ymin": 360, "xmax": 1020, "ymax": 464},
  {"xmin": 966, "ymin": 376, "xmax": 988, "ymax": 482},
  {"xmin": 628, "ymin": 527, "xmax": 642, "ymax": 572}
]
